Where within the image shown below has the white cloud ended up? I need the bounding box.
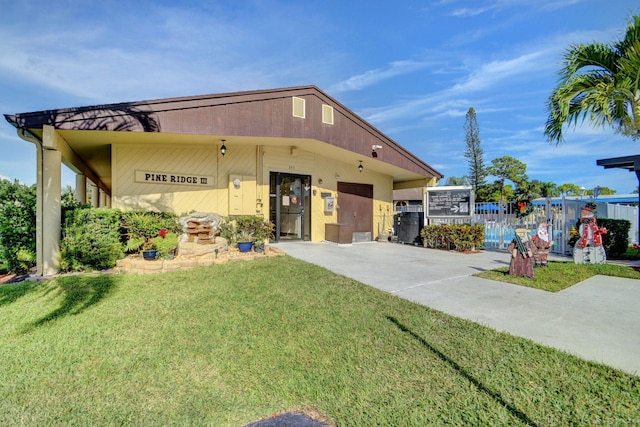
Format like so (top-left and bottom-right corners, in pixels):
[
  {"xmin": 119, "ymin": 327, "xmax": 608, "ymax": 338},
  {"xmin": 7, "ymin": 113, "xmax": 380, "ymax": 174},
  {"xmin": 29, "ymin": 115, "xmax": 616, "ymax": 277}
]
[
  {"xmin": 450, "ymin": 6, "xmax": 496, "ymax": 17},
  {"xmin": 447, "ymin": 0, "xmax": 585, "ymax": 17},
  {"xmin": 0, "ymin": 4, "xmax": 340, "ymax": 105},
  {"xmin": 330, "ymin": 60, "xmax": 436, "ymax": 93},
  {"xmin": 451, "ymin": 49, "xmax": 555, "ymax": 93},
  {"xmin": 359, "ymin": 44, "xmax": 556, "ymax": 128}
]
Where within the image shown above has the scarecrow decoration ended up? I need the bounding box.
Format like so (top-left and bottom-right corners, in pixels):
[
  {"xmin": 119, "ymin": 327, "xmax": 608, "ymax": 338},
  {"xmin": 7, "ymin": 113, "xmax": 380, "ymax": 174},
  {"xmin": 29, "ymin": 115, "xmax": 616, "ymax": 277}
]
[
  {"xmin": 508, "ymin": 228, "xmax": 535, "ymax": 278},
  {"xmin": 531, "ymin": 223, "xmax": 553, "ymax": 267},
  {"xmin": 573, "ymin": 203, "xmax": 607, "ymax": 264}
]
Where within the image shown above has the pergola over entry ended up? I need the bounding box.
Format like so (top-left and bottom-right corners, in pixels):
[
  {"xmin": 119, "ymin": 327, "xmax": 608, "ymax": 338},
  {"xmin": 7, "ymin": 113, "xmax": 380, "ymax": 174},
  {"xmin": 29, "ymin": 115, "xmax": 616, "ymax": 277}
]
[{"xmin": 596, "ymin": 154, "xmax": 640, "ymax": 242}]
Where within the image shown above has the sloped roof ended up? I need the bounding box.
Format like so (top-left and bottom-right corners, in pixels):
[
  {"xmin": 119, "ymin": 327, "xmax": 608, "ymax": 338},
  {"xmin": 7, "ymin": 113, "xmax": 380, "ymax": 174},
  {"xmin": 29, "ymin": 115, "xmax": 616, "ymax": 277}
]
[{"xmin": 5, "ymin": 85, "xmax": 442, "ymax": 185}]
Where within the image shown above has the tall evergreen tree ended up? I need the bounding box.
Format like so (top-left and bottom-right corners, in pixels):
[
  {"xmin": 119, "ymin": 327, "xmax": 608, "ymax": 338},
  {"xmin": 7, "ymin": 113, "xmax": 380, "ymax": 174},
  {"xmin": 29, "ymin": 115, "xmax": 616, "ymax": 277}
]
[{"xmin": 463, "ymin": 107, "xmax": 487, "ymax": 194}]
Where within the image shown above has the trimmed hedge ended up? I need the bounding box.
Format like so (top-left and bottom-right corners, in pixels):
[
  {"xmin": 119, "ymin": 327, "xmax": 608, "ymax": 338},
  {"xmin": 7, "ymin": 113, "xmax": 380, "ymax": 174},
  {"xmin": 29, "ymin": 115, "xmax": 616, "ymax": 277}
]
[{"xmin": 420, "ymin": 224, "xmax": 484, "ymax": 252}]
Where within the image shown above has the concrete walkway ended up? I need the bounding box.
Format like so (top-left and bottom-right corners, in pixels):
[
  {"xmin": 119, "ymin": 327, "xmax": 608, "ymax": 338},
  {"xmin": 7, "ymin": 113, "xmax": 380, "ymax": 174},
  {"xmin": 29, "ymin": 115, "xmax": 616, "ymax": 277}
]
[{"xmin": 275, "ymin": 241, "xmax": 640, "ymax": 377}]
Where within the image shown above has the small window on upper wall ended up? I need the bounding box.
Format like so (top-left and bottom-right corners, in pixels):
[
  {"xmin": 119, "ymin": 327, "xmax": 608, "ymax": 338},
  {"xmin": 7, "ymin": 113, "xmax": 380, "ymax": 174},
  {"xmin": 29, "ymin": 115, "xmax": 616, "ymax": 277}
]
[
  {"xmin": 322, "ymin": 104, "xmax": 334, "ymax": 125},
  {"xmin": 292, "ymin": 97, "xmax": 306, "ymax": 118}
]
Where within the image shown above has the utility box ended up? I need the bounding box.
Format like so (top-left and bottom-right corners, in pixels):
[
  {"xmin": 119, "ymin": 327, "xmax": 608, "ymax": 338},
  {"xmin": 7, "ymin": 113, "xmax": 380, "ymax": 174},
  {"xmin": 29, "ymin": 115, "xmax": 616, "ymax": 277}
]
[
  {"xmin": 394, "ymin": 212, "xmax": 424, "ymax": 245},
  {"xmin": 324, "ymin": 197, "xmax": 335, "ymax": 213},
  {"xmin": 325, "ymin": 223, "xmax": 354, "ymax": 244}
]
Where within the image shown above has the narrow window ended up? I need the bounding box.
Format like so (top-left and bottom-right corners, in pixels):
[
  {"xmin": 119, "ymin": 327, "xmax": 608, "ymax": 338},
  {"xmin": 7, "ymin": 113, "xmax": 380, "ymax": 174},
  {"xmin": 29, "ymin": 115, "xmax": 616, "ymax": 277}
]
[
  {"xmin": 322, "ymin": 104, "xmax": 334, "ymax": 125},
  {"xmin": 292, "ymin": 97, "xmax": 305, "ymax": 118}
]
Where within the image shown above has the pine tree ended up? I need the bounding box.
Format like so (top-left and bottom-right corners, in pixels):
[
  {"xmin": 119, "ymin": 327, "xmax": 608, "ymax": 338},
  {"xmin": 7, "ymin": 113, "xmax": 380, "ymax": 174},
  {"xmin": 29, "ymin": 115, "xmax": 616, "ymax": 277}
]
[{"xmin": 463, "ymin": 107, "xmax": 487, "ymax": 194}]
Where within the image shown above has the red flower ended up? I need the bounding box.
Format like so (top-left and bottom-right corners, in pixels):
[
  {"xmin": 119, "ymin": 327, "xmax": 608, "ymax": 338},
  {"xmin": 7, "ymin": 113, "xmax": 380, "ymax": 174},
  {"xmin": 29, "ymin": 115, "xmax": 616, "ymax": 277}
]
[{"xmin": 158, "ymin": 228, "xmax": 168, "ymax": 238}]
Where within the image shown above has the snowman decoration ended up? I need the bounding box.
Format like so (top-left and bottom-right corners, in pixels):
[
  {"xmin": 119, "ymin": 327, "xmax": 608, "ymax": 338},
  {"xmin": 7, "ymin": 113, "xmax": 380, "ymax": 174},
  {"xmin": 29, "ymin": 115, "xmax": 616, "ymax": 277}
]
[{"xmin": 573, "ymin": 203, "xmax": 607, "ymax": 264}]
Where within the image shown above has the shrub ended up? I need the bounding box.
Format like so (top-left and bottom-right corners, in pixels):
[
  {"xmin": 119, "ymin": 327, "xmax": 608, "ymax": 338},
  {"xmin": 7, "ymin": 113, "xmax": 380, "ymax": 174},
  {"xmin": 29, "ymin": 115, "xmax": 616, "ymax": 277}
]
[
  {"xmin": 599, "ymin": 218, "xmax": 630, "ymax": 258},
  {"xmin": 60, "ymin": 208, "xmax": 124, "ymax": 271},
  {"xmin": 0, "ymin": 180, "xmax": 36, "ymax": 274},
  {"xmin": 420, "ymin": 224, "xmax": 484, "ymax": 252}
]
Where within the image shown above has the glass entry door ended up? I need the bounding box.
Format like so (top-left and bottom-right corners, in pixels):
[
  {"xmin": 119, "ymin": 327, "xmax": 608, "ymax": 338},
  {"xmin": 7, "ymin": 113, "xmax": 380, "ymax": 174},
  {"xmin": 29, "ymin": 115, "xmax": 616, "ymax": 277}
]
[{"xmin": 269, "ymin": 172, "xmax": 311, "ymax": 241}]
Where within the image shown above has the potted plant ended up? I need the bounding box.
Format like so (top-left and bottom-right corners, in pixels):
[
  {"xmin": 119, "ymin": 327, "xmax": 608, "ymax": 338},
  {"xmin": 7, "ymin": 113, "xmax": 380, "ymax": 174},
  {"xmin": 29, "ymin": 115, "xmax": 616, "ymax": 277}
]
[
  {"xmin": 135, "ymin": 229, "xmax": 179, "ymax": 260},
  {"xmin": 122, "ymin": 211, "xmax": 182, "ymax": 259},
  {"xmin": 154, "ymin": 228, "xmax": 179, "ymax": 259},
  {"xmin": 142, "ymin": 238, "xmax": 159, "ymax": 260},
  {"xmin": 236, "ymin": 230, "xmax": 255, "ymax": 253},
  {"xmin": 253, "ymin": 220, "xmax": 274, "ymax": 252},
  {"xmin": 219, "ymin": 215, "xmax": 274, "ymax": 252}
]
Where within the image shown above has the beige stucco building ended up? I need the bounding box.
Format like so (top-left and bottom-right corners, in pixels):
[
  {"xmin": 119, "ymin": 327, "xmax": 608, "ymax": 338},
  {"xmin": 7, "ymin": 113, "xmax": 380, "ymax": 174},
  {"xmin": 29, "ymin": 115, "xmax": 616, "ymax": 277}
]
[{"xmin": 5, "ymin": 86, "xmax": 442, "ymax": 275}]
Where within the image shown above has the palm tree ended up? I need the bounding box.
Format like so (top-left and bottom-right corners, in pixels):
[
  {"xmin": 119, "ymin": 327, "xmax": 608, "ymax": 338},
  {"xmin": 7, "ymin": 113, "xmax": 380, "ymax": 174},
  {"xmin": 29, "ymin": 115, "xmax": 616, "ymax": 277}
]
[{"xmin": 544, "ymin": 15, "xmax": 640, "ymax": 144}]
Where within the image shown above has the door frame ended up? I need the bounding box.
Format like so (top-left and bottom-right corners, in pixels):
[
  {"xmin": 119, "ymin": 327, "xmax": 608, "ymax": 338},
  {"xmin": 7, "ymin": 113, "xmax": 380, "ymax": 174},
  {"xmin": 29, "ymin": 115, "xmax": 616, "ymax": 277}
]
[{"xmin": 269, "ymin": 172, "xmax": 312, "ymax": 241}]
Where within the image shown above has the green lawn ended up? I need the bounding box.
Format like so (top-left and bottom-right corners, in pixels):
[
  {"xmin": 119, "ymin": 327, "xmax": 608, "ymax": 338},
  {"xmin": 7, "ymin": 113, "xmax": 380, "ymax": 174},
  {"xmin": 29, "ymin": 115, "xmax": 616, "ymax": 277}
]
[
  {"xmin": 1, "ymin": 256, "xmax": 638, "ymax": 426},
  {"xmin": 475, "ymin": 260, "xmax": 640, "ymax": 292}
]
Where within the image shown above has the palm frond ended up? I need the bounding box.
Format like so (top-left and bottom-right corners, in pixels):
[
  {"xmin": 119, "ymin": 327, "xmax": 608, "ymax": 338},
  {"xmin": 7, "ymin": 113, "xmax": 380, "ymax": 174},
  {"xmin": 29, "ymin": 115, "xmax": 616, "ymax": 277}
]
[
  {"xmin": 545, "ymin": 15, "xmax": 640, "ymax": 144},
  {"xmin": 561, "ymin": 43, "xmax": 618, "ymax": 80}
]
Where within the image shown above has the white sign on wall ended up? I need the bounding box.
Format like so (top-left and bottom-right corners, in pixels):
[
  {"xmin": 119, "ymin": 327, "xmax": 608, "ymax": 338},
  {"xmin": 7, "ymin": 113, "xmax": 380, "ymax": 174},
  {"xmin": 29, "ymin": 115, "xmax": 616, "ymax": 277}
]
[{"xmin": 135, "ymin": 170, "xmax": 215, "ymax": 187}]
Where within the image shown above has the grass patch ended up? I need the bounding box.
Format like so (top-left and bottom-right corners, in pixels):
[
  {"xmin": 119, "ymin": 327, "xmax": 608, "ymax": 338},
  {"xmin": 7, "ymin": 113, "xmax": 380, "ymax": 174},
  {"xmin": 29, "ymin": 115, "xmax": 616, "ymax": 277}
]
[
  {"xmin": 1, "ymin": 256, "xmax": 638, "ymax": 426},
  {"xmin": 475, "ymin": 261, "xmax": 640, "ymax": 292}
]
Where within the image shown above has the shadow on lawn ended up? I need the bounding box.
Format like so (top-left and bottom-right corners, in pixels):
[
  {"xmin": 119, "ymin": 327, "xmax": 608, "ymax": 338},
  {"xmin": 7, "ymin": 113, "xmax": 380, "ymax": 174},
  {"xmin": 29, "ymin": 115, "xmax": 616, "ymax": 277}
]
[
  {"xmin": 31, "ymin": 275, "xmax": 119, "ymax": 327},
  {"xmin": 387, "ymin": 316, "xmax": 538, "ymax": 427},
  {"xmin": 0, "ymin": 280, "xmax": 38, "ymax": 308}
]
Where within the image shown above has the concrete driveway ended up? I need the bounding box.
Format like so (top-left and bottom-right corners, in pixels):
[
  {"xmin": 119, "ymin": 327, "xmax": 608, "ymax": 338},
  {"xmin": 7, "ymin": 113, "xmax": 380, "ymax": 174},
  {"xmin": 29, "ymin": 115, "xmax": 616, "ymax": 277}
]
[{"xmin": 275, "ymin": 241, "xmax": 640, "ymax": 377}]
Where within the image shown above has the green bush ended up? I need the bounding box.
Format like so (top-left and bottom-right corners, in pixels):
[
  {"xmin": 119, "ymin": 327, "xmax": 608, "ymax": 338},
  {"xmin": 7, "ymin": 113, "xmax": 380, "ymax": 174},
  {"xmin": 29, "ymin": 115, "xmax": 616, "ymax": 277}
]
[
  {"xmin": 599, "ymin": 218, "xmax": 630, "ymax": 258},
  {"xmin": 420, "ymin": 224, "xmax": 484, "ymax": 252},
  {"xmin": 60, "ymin": 208, "xmax": 124, "ymax": 272},
  {"xmin": 0, "ymin": 180, "xmax": 36, "ymax": 274}
]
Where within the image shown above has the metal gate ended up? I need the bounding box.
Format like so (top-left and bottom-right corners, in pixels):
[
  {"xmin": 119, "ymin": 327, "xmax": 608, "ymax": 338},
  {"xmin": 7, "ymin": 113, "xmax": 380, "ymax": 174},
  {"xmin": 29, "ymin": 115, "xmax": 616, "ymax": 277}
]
[{"xmin": 474, "ymin": 200, "xmax": 582, "ymax": 255}]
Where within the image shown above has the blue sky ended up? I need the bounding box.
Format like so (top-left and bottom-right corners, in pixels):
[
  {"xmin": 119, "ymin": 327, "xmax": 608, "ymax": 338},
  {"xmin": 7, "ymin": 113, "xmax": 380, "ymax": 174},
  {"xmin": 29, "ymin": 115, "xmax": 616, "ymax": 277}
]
[{"xmin": 2, "ymin": 0, "xmax": 640, "ymax": 194}]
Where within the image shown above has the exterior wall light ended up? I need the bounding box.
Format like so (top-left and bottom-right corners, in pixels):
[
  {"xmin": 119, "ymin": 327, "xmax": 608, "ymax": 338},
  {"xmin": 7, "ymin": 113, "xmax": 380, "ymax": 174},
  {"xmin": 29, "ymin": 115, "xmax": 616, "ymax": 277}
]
[
  {"xmin": 220, "ymin": 139, "xmax": 227, "ymax": 156},
  {"xmin": 358, "ymin": 161, "xmax": 363, "ymax": 173}
]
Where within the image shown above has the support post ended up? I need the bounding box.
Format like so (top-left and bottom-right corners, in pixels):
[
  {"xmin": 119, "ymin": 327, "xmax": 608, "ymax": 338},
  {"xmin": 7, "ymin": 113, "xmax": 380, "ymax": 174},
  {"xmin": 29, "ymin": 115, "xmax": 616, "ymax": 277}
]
[
  {"xmin": 75, "ymin": 174, "xmax": 87, "ymax": 204},
  {"xmin": 90, "ymin": 182, "xmax": 99, "ymax": 207},
  {"xmin": 38, "ymin": 128, "xmax": 63, "ymax": 276}
]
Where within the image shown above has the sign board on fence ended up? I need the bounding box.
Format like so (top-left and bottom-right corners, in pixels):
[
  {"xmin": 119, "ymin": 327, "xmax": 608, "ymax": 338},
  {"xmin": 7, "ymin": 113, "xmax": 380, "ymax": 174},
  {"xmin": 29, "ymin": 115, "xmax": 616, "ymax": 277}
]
[{"xmin": 424, "ymin": 186, "xmax": 473, "ymax": 218}]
